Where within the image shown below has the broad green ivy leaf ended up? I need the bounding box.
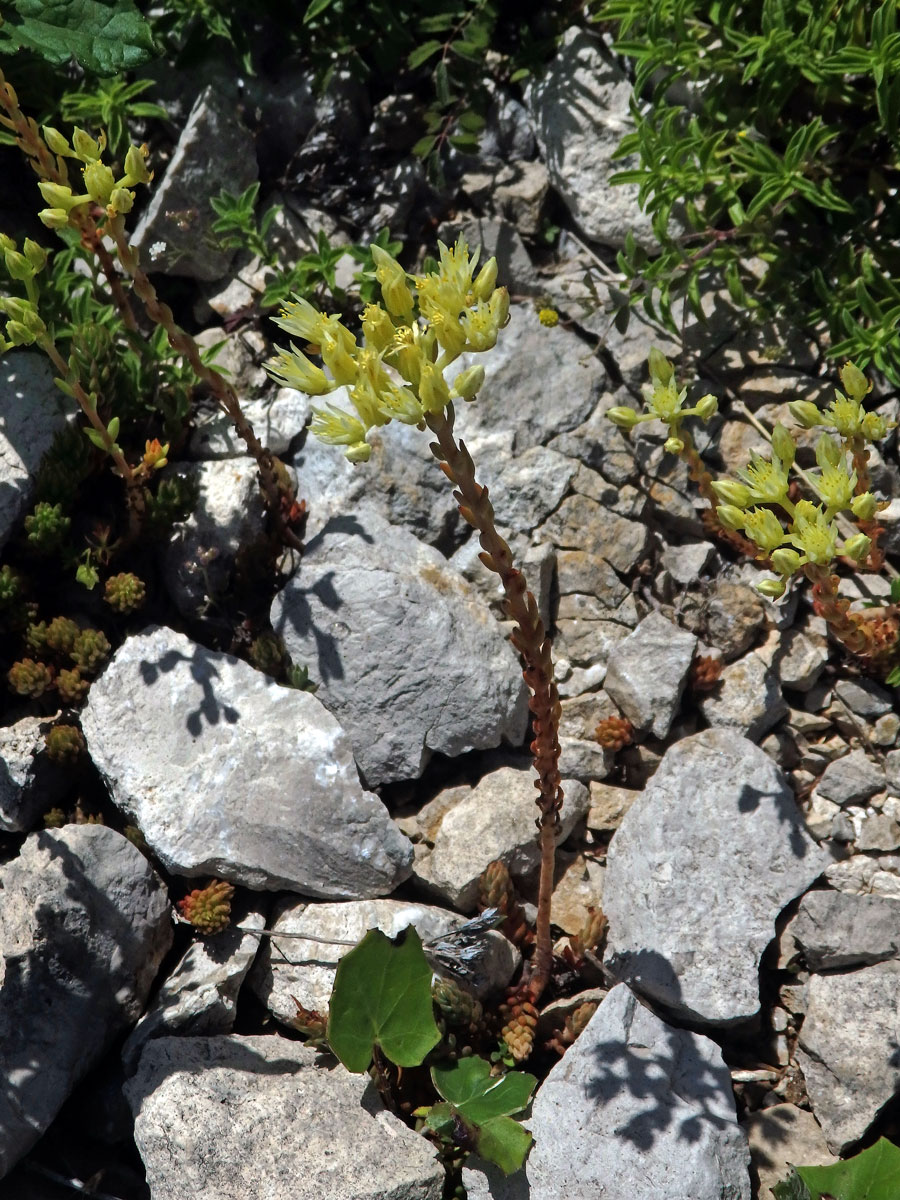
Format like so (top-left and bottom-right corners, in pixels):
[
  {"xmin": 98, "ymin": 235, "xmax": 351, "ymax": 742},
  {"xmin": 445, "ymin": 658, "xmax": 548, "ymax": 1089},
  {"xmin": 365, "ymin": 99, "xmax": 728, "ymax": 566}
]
[
  {"xmin": 474, "ymin": 1115, "xmax": 533, "ymax": 1176},
  {"xmin": 0, "ymin": 0, "xmax": 158, "ymax": 74},
  {"xmin": 327, "ymin": 927, "xmax": 440, "ymax": 1073},
  {"xmin": 794, "ymin": 1138, "xmax": 900, "ymax": 1200},
  {"xmin": 431, "ymin": 1057, "xmax": 537, "ymax": 1124}
]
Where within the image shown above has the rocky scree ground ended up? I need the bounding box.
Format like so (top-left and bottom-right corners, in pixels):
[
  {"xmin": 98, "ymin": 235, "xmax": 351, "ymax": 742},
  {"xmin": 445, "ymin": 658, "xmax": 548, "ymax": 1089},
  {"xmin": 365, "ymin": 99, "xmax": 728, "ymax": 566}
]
[{"xmin": 1, "ymin": 22, "xmax": 900, "ymax": 1200}]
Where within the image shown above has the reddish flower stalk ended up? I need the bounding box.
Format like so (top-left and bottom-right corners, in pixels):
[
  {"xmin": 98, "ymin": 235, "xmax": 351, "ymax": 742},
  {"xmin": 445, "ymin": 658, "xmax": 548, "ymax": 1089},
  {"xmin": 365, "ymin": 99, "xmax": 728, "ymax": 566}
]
[
  {"xmin": 426, "ymin": 402, "xmax": 562, "ymax": 1003},
  {"xmin": 107, "ymin": 217, "xmax": 303, "ymax": 552}
]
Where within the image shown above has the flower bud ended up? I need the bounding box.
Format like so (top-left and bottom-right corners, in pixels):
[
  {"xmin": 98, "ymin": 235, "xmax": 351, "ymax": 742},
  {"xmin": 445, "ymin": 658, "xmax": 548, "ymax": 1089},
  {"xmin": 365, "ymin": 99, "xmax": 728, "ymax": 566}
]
[
  {"xmin": 37, "ymin": 181, "xmax": 82, "ymax": 212},
  {"xmin": 664, "ymin": 436, "xmax": 684, "ymax": 455},
  {"xmin": 715, "ymin": 504, "xmax": 746, "ymax": 531},
  {"xmin": 344, "ymin": 442, "xmax": 372, "ymax": 463},
  {"xmin": 606, "ymin": 406, "xmax": 640, "ymax": 430},
  {"xmin": 5, "ymin": 320, "xmax": 37, "ymax": 346},
  {"xmin": 771, "ymin": 422, "xmax": 796, "ymax": 467},
  {"xmin": 861, "ymin": 411, "xmax": 890, "ymax": 442},
  {"xmin": 647, "ymin": 346, "xmax": 674, "ymax": 386},
  {"xmin": 851, "ymin": 491, "xmax": 879, "ymax": 521},
  {"xmin": 771, "ymin": 548, "xmax": 802, "ymax": 576},
  {"xmin": 72, "ymin": 127, "xmax": 103, "ymax": 162},
  {"xmin": 451, "ymin": 363, "xmax": 485, "ymax": 401},
  {"xmin": 123, "ymin": 143, "xmax": 152, "ymax": 185},
  {"xmin": 472, "ymin": 256, "xmax": 498, "ymax": 301},
  {"xmin": 418, "ymin": 361, "xmax": 452, "ymax": 414},
  {"xmin": 815, "ymin": 433, "xmax": 842, "ymax": 470},
  {"xmin": 842, "ymin": 532, "xmax": 872, "ymax": 562},
  {"xmin": 710, "ymin": 479, "xmax": 752, "ymax": 508},
  {"xmin": 839, "ymin": 361, "xmax": 869, "ymax": 402},
  {"xmin": 0, "ymin": 234, "xmax": 14, "ymax": 253},
  {"xmin": 38, "ymin": 208, "xmax": 71, "ymax": 229},
  {"xmin": 694, "ymin": 393, "xmax": 718, "ymax": 420},
  {"xmin": 108, "ymin": 186, "xmax": 134, "ymax": 215},
  {"xmin": 82, "ymin": 161, "xmax": 115, "ymax": 205},
  {"xmin": 42, "ymin": 126, "xmax": 71, "ymax": 156},
  {"xmin": 788, "ymin": 399, "xmax": 822, "ymax": 429},
  {"xmin": 756, "ymin": 578, "xmax": 787, "ymax": 599},
  {"xmin": 4, "ymin": 250, "xmax": 33, "ymax": 282},
  {"xmin": 361, "ymin": 303, "xmax": 395, "ymax": 353},
  {"xmin": 23, "ymin": 239, "xmax": 47, "ymax": 272},
  {"xmin": 371, "ymin": 245, "xmax": 414, "ymax": 319}
]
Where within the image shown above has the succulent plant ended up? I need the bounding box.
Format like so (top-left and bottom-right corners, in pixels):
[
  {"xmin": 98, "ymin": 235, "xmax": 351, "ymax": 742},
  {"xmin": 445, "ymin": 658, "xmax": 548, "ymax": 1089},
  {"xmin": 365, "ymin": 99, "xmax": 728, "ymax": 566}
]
[
  {"xmin": 177, "ymin": 879, "xmax": 235, "ymax": 934},
  {"xmin": 104, "ymin": 571, "xmax": 146, "ymax": 614}
]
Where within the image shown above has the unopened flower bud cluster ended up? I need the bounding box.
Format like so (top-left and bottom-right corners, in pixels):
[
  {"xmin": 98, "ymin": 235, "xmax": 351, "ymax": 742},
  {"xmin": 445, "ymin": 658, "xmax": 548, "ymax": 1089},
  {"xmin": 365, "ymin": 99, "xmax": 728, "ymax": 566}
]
[
  {"xmin": 36, "ymin": 129, "xmax": 152, "ymax": 228},
  {"xmin": 265, "ymin": 237, "xmax": 509, "ymax": 462}
]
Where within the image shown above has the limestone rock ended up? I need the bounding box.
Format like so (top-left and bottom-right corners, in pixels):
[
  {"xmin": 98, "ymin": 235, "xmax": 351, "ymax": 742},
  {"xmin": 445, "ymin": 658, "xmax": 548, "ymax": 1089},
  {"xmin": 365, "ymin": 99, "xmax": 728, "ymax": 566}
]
[
  {"xmin": 742, "ymin": 1104, "xmax": 835, "ymax": 1200},
  {"xmin": 0, "ymin": 353, "xmax": 73, "ymax": 551},
  {"xmin": 122, "ymin": 904, "xmax": 267, "ymax": 1072},
  {"xmin": 249, "ymin": 898, "xmax": 519, "ymax": 1022},
  {"xmin": 786, "ymin": 889, "xmax": 900, "ymax": 971},
  {"xmin": 699, "ymin": 651, "xmax": 788, "ymax": 742},
  {"xmin": 189, "ymin": 388, "xmax": 310, "ymax": 458},
  {"xmin": 604, "ymin": 612, "xmax": 697, "ymax": 739},
  {"xmin": 451, "ymin": 304, "xmax": 606, "ymax": 452},
  {"xmin": 604, "ymin": 729, "xmax": 829, "ymax": 1023},
  {"xmin": 271, "ymin": 509, "xmax": 528, "ymax": 786},
  {"xmin": 527, "ymin": 29, "xmax": 658, "ymax": 248},
  {"xmin": 160, "ymin": 458, "xmax": 267, "ymax": 620},
  {"xmin": 464, "ymin": 984, "xmax": 751, "ymax": 1200},
  {"xmin": 133, "ymin": 86, "xmax": 257, "ymax": 280},
  {"xmin": 126, "ymin": 1036, "xmax": 444, "ymax": 1200},
  {"xmin": 0, "ymin": 715, "xmax": 69, "ymax": 832},
  {"xmin": 413, "ymin": 764, "xmax": 590, "ymax": 911},
  {"xmin": 0, "ymin": 825, "xmax": 171, "ymax": 1178},
  {"xmin": 816, "ymin": 748, "xmax": 885, "ymax": 805},
  {"xmin": 797, "ymin": 961, "xmax": 900, "ymax": 1152},
  {"xmin": 81, "ymin": 626, "xmax": 412, "ymax": 897}
]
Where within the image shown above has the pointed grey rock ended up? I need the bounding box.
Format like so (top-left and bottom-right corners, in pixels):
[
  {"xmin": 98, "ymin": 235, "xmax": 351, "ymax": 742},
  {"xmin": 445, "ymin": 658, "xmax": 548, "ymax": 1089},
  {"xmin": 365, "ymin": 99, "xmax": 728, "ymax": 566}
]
[
  {"xmin": 271, "ymin": 509, "xmax": 528, "ymax": 786},
  {"xmin": 463, "ymin": 984, "xmax": 751, "ymax": 1200}
]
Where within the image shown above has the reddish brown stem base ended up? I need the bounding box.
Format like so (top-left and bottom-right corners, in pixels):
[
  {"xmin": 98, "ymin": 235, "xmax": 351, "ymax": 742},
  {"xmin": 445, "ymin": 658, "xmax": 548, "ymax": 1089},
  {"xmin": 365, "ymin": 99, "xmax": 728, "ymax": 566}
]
[{"xmin": 426, "ymin": 403, "xmax": 562, "ymax": 1002}]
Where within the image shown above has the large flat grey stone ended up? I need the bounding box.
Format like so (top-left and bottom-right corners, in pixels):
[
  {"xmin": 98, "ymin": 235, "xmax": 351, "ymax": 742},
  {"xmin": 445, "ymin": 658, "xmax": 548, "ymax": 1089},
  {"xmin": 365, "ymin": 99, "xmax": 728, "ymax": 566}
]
[
  {"xmin": 81, "ymin": 625, "xmax": 412, "ymax": 897},
  {"xmin": 604, "ymin": 729, "xmax": 829, "ymax": 1023}
]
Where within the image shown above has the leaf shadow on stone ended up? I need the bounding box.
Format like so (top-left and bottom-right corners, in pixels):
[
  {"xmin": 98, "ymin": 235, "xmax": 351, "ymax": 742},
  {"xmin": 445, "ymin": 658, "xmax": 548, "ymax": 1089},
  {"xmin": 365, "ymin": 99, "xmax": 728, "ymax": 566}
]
[
  {"xmin": 137, "ymin": 643, "xmax": 241, "ymax": 737},
  {"xmin": 580, "ymin": 967, "xmax": 738, "ymax": 1153},
  {"xmin": 274, "ymin": 513, "xmax": 374, "ymax": 686},
  {"xmin": 735, "ymin": 778, "xmax": 812, "ymax": 861},
  {"xmin": 0, "ymin": 831, "xmax": 170, "ymax": 1178}
]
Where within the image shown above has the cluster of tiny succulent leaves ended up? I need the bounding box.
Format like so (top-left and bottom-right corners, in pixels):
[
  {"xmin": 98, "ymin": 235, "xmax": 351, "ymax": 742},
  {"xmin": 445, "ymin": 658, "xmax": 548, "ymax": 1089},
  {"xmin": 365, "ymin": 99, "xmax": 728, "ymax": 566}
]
[
  {"xmin": 265, "ymin": 236, "xmax": 508, "ymax": 461},
  {"xmin": 609, "ymin": 352, "xmax": 890, "ymax": 598}
]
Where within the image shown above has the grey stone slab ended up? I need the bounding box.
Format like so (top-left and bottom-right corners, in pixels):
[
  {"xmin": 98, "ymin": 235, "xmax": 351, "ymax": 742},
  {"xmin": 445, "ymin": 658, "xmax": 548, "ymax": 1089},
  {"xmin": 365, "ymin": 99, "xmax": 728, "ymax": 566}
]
[
  {"xmin": 604, "ymin": 729, "xmax": 829, "ymax": 1024},
  {"xmin": 0, "ymin": 352, "xmax": 73, "ymax": 551},
  {"xmin": 463, "ymin": 984, "xmax": 751, "ymax": 1200},
  {"xmin": 81, "ymin": 626, "xmax": 412, "ymax": 897},
  {"xmin": 126, "ymin": 1036, "xmax": 444, "ymax": 1200},
  {"xmin": 604, "ymin": 611, "xmax": 697, "ymax": 739},
  {"xmin": 797, "ymin": 960, "xmax": 900, "ymax": 1153}
]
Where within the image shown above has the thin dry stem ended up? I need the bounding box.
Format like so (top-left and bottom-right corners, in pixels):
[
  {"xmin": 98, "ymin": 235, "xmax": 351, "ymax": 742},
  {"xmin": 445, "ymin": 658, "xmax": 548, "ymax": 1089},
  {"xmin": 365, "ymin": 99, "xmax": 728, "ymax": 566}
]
[
  {"xmin": 107, "ymin": 218, "xmax": 303, "ymax": 551},
  {"xmin": 426, "ymin": 402, "xmax": 562, "ymax": 1002},
  {"xmin": 0, "ymin": 69, "xmax": 139, "ymax": 331}
]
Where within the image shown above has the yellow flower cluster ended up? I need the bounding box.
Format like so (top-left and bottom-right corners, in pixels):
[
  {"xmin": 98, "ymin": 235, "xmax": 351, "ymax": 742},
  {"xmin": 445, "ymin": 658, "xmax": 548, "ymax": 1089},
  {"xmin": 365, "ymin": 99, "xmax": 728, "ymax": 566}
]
[
  {"xmin": 265, "ymin": 237, "xmax": 509, "ymax": 462},
  {"xmin": 711, "ymin": 361, "xmax": 889, "ymax": 597},
  {"xmin": 35, "ymin": 128, "xmax": 152, "ymax": 227},
  {"xmin": 607, "ymin": 347, "xmax": 719, "ymax": 444}
]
